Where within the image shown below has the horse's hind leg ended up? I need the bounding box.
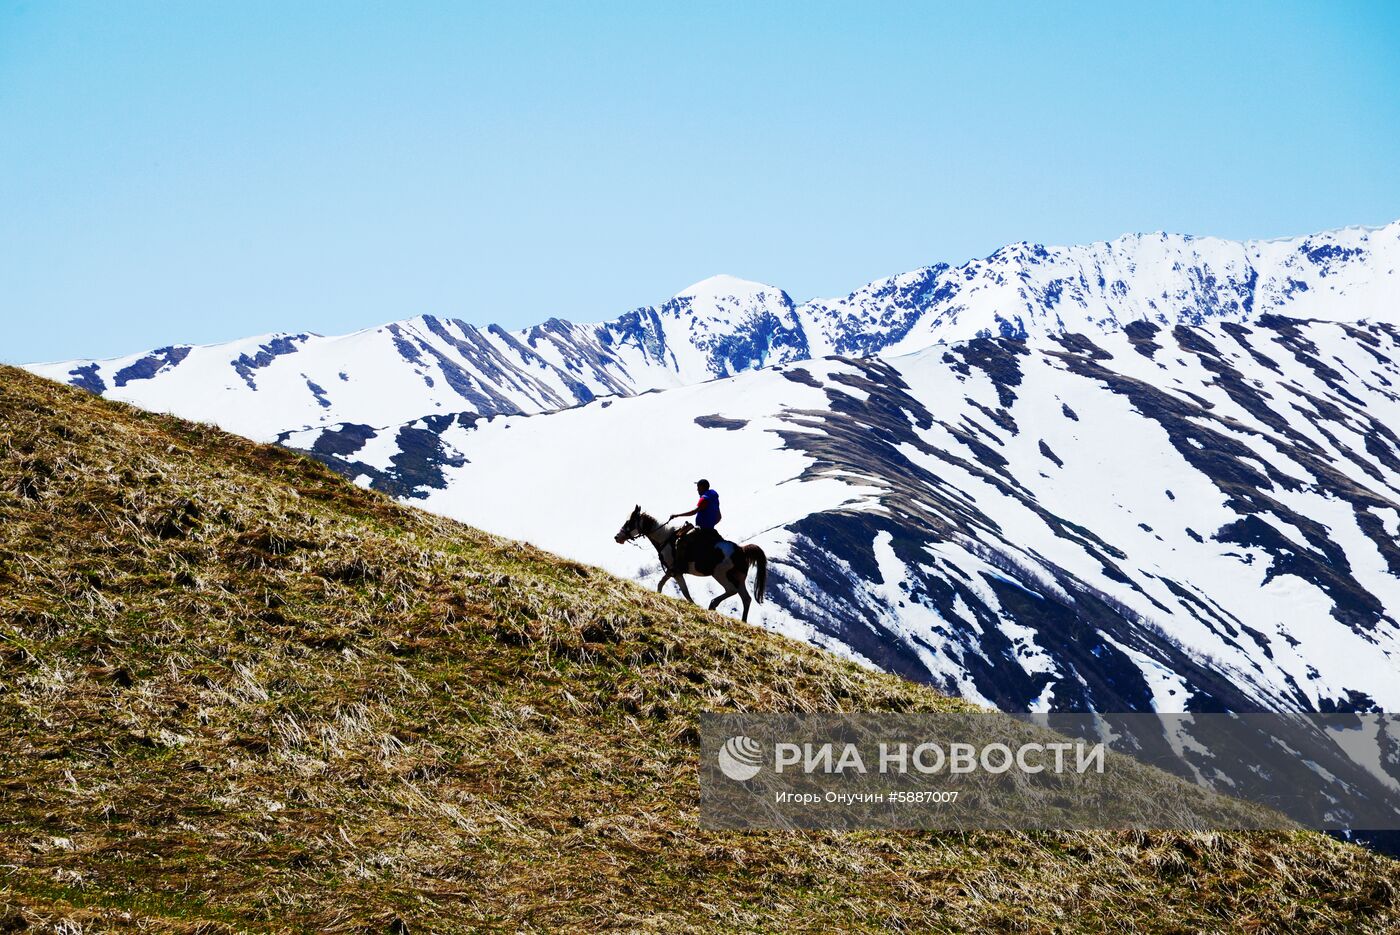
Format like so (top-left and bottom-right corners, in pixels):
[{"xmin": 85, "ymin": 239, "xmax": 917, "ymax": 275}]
[
  {"xmin": 709, "ymin": 564, "xmax": 745, "ymax": 614},
  {"xmin": 707, "ymin": 586, "xmax": 736, "ymax": 612},
  {"xmin": 728, "ymin": 563, "xmax": 752, "ymax": 621}
]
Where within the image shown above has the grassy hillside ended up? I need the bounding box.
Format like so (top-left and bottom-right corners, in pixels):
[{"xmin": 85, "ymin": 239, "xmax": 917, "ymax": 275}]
[{"xmin": 1, "ymin": 365, "xmax": 1397, "ymax": 934}]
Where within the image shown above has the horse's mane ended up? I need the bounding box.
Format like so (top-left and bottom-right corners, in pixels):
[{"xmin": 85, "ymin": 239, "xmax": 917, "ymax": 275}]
[{"xmin": 636, "ymin": 510, "xmax": 662, "ymax": 533}]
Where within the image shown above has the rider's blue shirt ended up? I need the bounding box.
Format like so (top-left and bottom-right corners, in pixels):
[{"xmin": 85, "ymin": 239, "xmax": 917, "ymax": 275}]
[{"xmin": 696, "ymin": 489, "xmax": 721, "ymax": 529}]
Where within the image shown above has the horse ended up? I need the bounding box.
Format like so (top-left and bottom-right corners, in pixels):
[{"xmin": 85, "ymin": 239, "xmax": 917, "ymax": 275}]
[{"xmin": 614, "ymin": 505, "xmax": 767, "ymax": 622}]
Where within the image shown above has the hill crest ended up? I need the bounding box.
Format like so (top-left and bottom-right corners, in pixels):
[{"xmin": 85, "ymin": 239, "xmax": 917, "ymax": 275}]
[{"xmin": 2, "ymin": 366, "xmax": 1398, "ymax": 931}]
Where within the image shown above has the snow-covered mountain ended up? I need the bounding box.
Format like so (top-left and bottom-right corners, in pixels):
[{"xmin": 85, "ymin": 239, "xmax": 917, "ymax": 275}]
[
  {"xmin": 800, "ymin": 220, "xmax": 1400, "ymax": 357},
  {"xmin": 24, "ymin": 275, "xmax": 807, "ymax": 442},
  {"xmin": 285, "ymin": 314, "xmax": 1400, "ymax": 715},
  {"xmin": 24, "ymin": 219, "xmax": 1400, "ymax": 716},
  {"xmin": 28, "ymin": 221, "xmax": 1400, "ymax": 442}
]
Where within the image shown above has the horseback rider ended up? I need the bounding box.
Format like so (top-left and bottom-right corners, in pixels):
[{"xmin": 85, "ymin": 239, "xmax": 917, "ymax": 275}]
[
  {"xmin": 613, "ymin": 498, "xmax": 767, "ymax": 622},
  {"xmin": 668, "ymin": 479, "xmax": 723, "ymax": 573}
]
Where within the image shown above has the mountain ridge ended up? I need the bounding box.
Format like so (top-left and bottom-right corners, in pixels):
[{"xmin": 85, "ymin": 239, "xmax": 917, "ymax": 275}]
[{"xmin": 27, "ymin": 218, "xmax": 1400, "ymax": 442}]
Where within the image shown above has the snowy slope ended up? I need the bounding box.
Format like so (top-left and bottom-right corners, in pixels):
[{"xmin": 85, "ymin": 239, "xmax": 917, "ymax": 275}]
[
  {"xmin": 28, "ymin": 220, "xmax": 1400, "ymax": 441},
  {"xmin": 286, "ymin": 315, "xmax": 1400, "ymax": 715}
]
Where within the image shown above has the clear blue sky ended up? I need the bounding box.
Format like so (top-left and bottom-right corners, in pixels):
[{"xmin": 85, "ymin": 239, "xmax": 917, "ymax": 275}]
[{"xmin": 3, "ymin": 1, "xmax": 1398, "ymax": 364}]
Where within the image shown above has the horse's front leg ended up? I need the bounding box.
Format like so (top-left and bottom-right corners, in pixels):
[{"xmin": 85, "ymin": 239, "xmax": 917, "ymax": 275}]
[
  {"xmin": 655, "ymin": 571, "xmax": 672, "ymax": 594},
  {"xmin": 674, "ymin": 573, "xmax": 695, "ymax": 604}
]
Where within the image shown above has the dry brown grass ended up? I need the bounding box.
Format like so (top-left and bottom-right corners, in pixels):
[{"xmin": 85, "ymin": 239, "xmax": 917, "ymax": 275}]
[{"xmin": 1, "ymin": 365, "xmax": 1397, "ymax": 934}]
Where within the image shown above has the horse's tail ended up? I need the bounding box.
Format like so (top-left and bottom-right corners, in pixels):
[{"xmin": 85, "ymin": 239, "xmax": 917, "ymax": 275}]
[{"xmin": 743, "ymin": 544, "xmax": 767, "ymax": 604}]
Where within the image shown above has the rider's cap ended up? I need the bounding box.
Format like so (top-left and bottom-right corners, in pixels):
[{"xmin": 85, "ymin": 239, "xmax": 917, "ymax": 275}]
[{"xmin": 695, "ymin": 478, "xmax": 709, "ymax": 486}]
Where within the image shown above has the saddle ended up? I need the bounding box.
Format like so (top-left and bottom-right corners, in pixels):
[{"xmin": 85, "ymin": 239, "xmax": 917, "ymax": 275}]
[{"xmin": 673, "ymin": 524, "xmax": 725, "ymax": 575}]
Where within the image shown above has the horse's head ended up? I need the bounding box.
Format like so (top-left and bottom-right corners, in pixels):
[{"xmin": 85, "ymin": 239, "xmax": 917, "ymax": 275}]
[{"xmin": 615, "ymin": 504, "xmax": 648, "ymax": 544}]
